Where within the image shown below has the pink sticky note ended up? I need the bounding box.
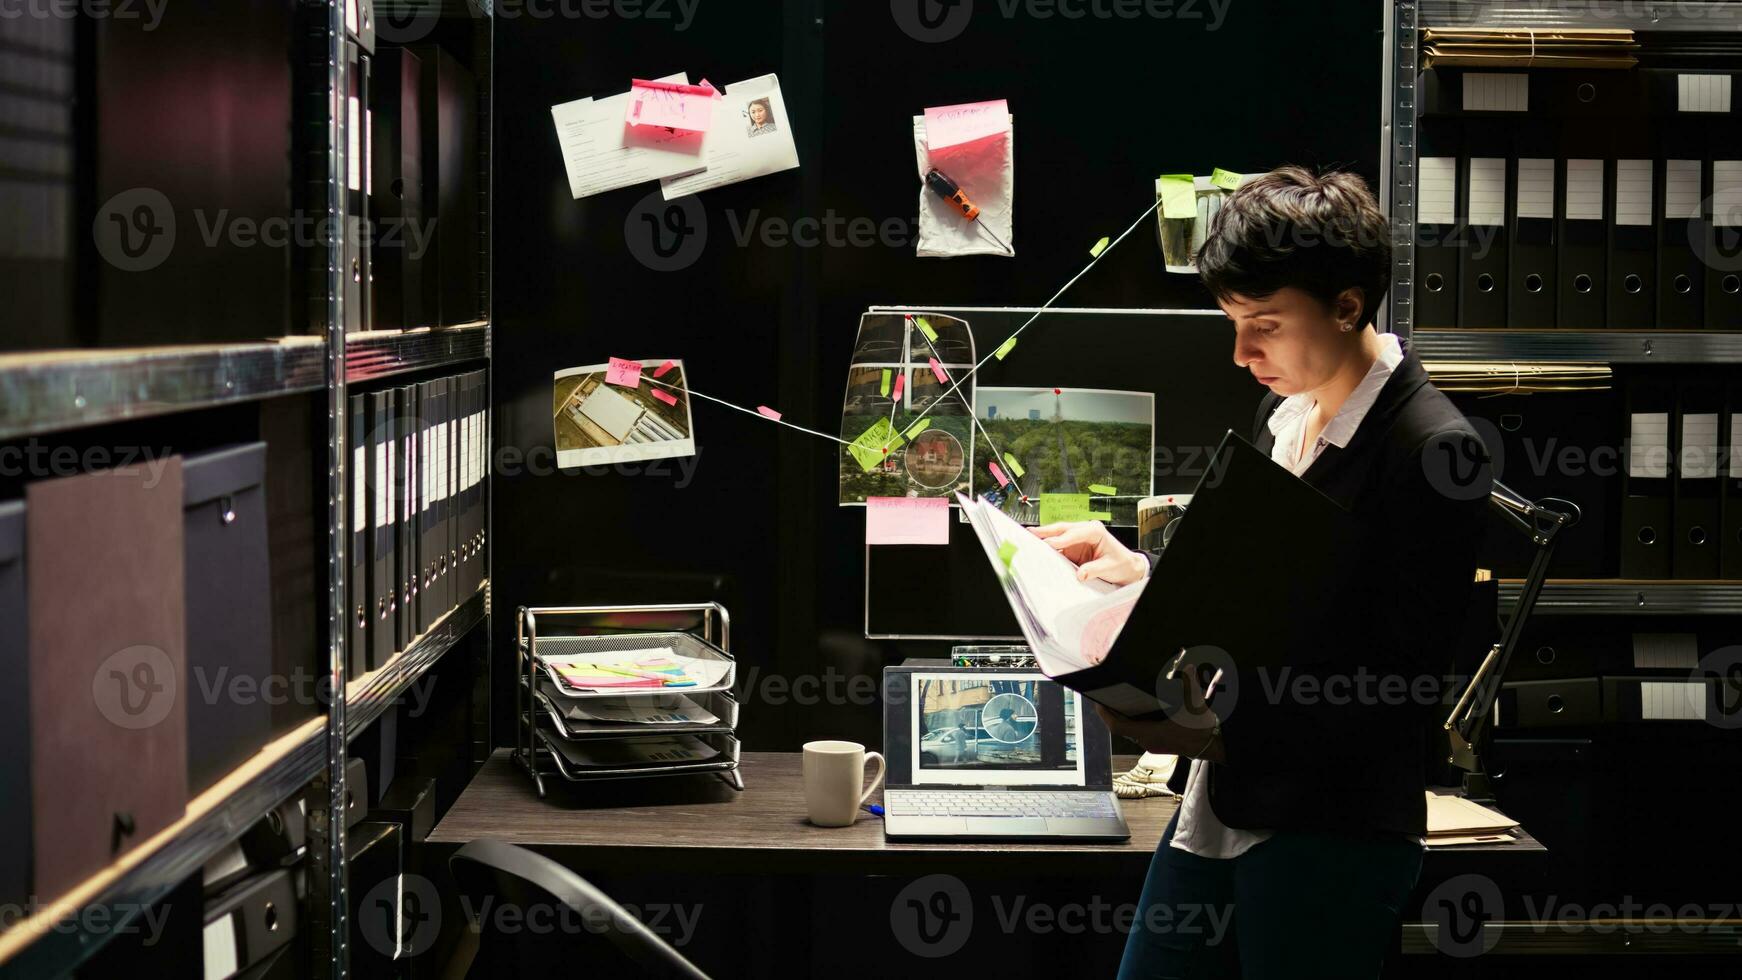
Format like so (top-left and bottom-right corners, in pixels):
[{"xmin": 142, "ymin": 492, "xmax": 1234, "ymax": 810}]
[
  {"xmin": 650, "ymin": 388, "xmax": 678, "ymax": 407},
  {"xmin": 866, "ymin": 496, "xmax": 949, "ymax": 546},
  {"xmin": 606, "ymin": 357, "xmax": 643, "ymax": 387},
  {"xmin": 924, "ymin": 99, "xmax": 1010, "ymax": 152},
  {"xmin": 626, "ymin": 78, "xmax": 718, "ymax": 131},
  {"xmin": 757, "ymin": 406, "xmax": 782, "ymax": 421},
  {"xmin": 928, "ymin": 358, "xmax": 948, "ymax": 384},
  {"xmin": 653, "ymin": 359, "xmax": 676, "ymax": 378},
  {"xmin": 891, "ymin": 373, "xmax": 905, "ymax": 401},
  {"xmin": 988, "ymin": 461, "xmax": 1010, "ymax": 487}
]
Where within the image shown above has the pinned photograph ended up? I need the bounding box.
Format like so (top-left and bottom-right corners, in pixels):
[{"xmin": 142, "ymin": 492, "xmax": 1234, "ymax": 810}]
[
  {"xmin": 971, "ymin": 386, "xmax": 1154, "ymax": 526},
  {"xmin": 838, "ymin": 312, "xmax": 976, "ymax": 505},
  {"xmin": 554, "ymin": 359, "xmax": 696, "ymax": 467},
  {"xmin": 746, "ymin": 97, "xmax": 776, "ymax": 137}
]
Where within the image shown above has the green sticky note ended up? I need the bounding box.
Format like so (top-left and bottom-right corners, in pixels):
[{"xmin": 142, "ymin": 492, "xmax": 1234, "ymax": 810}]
[
  {"xmin": 998, "ymin": 540, "xmax": 1018, "ymax": 568},
  {"xmin": 993, "ymin": 336, "xmax": 1018, "ymax": 360},
  {"xmin": 915, "ymin": 317, "xmax": 938, "ymax": 343},
  {"xmin": 880, "ymin": 369, "xmax": 891, "ymax": 397},
  {"xmin": 1157, "ymin": 174, "xmax": 1197, "ymax": 220},
  {"xmin": 1089, "ymin": 511, "xmax": 1113, "ymax": 521},
  {"xmin": 1089, "ymin": 236, "xmax": 1111, "ymax": 258},
  {"xmin": 902, "ymin": 418, "xmax": 932, "ymax": 439},
  {"xmin": 1211, "ymin": 168, "xmax": 1244, "ymax": 191},
  {"xmin": 1038, "ymin": 493, "xmax": 1094, "ymax": 525},
  {"xmin": 1002, "ymin": 453, "xmax": 1025, "ymax": 478},
  {"xmin": 1087, "ymin": 483, "xmax": 1118, "ymax": 496},
  {"xmin": 848, "ymin": 417, "xmax": 898, "ymax": 472}
]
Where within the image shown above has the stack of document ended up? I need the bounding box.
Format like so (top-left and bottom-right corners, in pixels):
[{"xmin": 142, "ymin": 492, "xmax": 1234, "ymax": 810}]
[
  {"xmin": 539, "ymin": 646, "xmax": 732, "ymax": 694},
  {"xmin": 1423, "ymin": 361, "xmax": 1612, "ymax": 394},
  {"xmin": 551, "ymin": 73, "xmax": 799, "ymax": 201},
  {"xmin": 1425, "ymin": 791, "xmax": 1522, "ymax": 847},
  {"xmin": 956, "ymin": 492, "xmax": 1147, "ymax": 678},
  {"xmin": 1423, "ymin": 28, "xmax": 1639, "ymax": 69}
]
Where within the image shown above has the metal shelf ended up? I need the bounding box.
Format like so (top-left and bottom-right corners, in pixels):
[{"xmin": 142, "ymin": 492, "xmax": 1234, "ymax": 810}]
[
  {"xmin": 1418, "ymin": 1, "xmax": 1742, "ymax": 31},
  {"xmin": 346, "ymin": 579, "xmax": 489, "ymax": 741},
  {"xmin": 344, "ymin": 322, "xmax": 490, "ymax": 383},
  {"xmin": 0, "ymin": 338, "xmax": 327, "ymax": 442},
  {"xmin": 1501, "ymin": 580, "xmax": 1742, "ymax": 615},
  {"xmin": 1411, "ymin": 329, "xmax": 1742, "ymax": 363},
  {"xmin": 0, "ymin": 717, "xmax": 325, "ymax": 977}
]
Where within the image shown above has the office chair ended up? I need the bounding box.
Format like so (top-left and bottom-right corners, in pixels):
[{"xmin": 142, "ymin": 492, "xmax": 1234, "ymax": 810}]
[{"xmin": 449, "ymin": 839, "xmax": 711, "ymax": 979}]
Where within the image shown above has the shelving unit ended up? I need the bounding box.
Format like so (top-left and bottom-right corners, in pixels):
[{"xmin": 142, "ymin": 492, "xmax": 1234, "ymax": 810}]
[
  {"xmin": 0, "ymin": 1, "xmax": 494, "ymax": 976},
  {"xmin": 1383, "ymin": 0, "xmax": 1741, "ymax": 618}
]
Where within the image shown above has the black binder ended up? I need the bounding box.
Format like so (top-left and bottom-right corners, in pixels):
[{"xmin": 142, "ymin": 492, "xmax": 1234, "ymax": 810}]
[
  {"xmin": 1416, "ymin": 117, "xmax": 1462, "ymax": 327},
  {"xmin": 343, "ymin": 39, "xmax": 369, "ymax": 333},
  {"xmin": 1645, "ymin": 70, "xmax": 1707, "ymax": 328},
  {"xmin": 1508, "ymin": 139, "xmax": 1558, "ymax": 328},
  {"xmin": 1458, "ymin": 123, "xmax": 1510, "ymax": 327},
  {"xmin": 417, "ymin": 380, "xmax": 438, "ymax": 633},
  {"xmin": 369, "ymin": 390, "xmax": 396, "ymax": 669},
  {"xmin": 370, "ymin": 46, "xmax": 428, "ymax": 331},
  {"xmin": 348, "ymin": 393, "xmax": 369, "ymax": 680},
  {"xmin": 1724, "ymin": 381, "xmax": 1742, "ymax": 580},
  {"xmin": 1621, "ymin": 377, "xmax": 1674, "ymax": 579},
  {"xmin": 1558, "ymin": 155, "xmax": 1609, "ymax": 328},
  {"xmin": 1673, "ymin": 381, "xmax": 1724, "ymax": 579},
  {"xmin": 204, "ymin": 869, "xmax": 298, "ymax": 977},
  {"xmin": 1607, "ymin": 156, "xmax": 1657, "ymax": 329},
  {"xmin": 432, "ymin": 375, "xmax": 451, "ymax": 620},
  {"xmin": 1706, "ymin": 157, "xmax": 1742, "ymax": 330},
  {"xmin": 394, "ymin": 384, "xmax": 415, "ymax": 650},
  {"xmin": 456, "ymin": 371, "xmax": 474, "ymax": 598}
]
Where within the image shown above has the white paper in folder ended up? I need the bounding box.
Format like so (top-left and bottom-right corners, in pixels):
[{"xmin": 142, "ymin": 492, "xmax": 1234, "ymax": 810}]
[
  {"xmin": 660, "ymin": 74, "xmax": 800, "ymax": 199},
  {"xmin": 550, "ymin": 73, "xmax": 708, "ymax": 200}
]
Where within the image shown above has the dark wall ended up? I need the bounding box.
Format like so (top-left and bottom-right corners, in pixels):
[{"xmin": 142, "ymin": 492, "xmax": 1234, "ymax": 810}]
[{"xmin": 491, "ymin": 1, "xmax": 1383, "ymax": 750}]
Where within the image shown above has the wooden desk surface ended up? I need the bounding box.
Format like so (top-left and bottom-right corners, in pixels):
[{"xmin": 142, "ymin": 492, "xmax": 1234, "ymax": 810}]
[{"xmin": 429, "ymin": 750, "xmax": 1545, "ymax": 881}]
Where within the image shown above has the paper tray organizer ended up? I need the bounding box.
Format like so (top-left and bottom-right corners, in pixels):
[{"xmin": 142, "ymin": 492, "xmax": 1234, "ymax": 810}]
[{"xmin": 514, "ymin": 603, "xmax": 744, "ymax": 797}]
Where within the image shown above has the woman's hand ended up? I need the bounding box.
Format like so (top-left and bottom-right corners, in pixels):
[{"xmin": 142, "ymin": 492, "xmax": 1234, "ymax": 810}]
[
  {"xmin": 1094, "ymin": 704, "xmax": 1226, "ymax": 763},
  {"xmin": 1030, "ymin": 521, "xmax": 1149, "ymax": 586}
]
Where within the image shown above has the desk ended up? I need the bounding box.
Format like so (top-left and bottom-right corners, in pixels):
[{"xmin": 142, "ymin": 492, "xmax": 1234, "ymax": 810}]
[{"xmin": 430, "ymin": 750, "xmax": 1544, "ymax": 883}]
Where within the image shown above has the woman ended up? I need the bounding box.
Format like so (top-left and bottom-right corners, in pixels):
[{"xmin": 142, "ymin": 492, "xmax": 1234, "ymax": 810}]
[
  {"xmin": 1032, "ymin": 166, "xmax": 1492, "ymax": 978},
  {"xmin": 746, "ymin": 98, "xmax": 776, "ymax": 136}
]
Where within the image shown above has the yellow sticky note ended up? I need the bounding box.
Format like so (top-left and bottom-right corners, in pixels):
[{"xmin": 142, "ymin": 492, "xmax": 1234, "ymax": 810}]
[
  {"xmin": 1089, "ymin": 511, "xmax": 1113, "ymax": 521},
  {"xmin": 994, "ymin": 336, "xmax": 1018, "ymax": 360},
  {"xmin": 1157, "ymin": 174, "xmax": 1196, "ymax": 220},
  {"xmin": 1002, "ymin": 453, "xmax": 1025, "ymax": 478},
  {"xmin": 1088, "ymin": 483, "xmax": 1118, "ymax": 496},
  {"xmin": 1089, "ymin": 236, "xmax": 1111, "ymax": 258},
  {"xmin": 1038, "ymin": 493, "xmax": 1094, "ymax": 525},
  {"xmin": 880, "ymin": 369, "xmax": 891, "ymax": 397},
  {"xmin": 915, "ymin": 317, "xmax": 938, "ymax": 343},
  {"xmin": 903, "ymin": 418, "xmax": 932, "ymax": 439},
  {"xmin": 1211, "ymin": 168, "xmax": 1244, "ymax": 191},
  {"xmin": 998, "ymin": 540, "xmax": 1018, "ymax": 567},
  {"xmin": 848, "ymin": 417, "xmax": 899, "ymax": 472}
]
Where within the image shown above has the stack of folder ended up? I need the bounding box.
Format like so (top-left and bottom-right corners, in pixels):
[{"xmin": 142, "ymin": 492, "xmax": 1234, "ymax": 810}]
[
  {"xmin": 1425, "ymin": 791, "xmax": 1522, "ymax": 847},
  {"xmin": 1423, "ymin": 361, "xmax": 1611, "ymax": 394},
  {"xmin": 345, "ymin": 368, "xmax": 490, "ymax": 681},
  {"xmin": 1423, "ymin": 28, "xmax": 1641, "ymax": 70}
]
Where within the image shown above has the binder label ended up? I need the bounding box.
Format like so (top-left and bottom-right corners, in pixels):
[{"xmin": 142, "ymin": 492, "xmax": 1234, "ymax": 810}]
[
  {"xmin": 1420, "ymin": 157, "xmax": 1457, "ymax": 224},
  {"xmin": 1665, "ymin": 160, "xmax": 1701, "ymax": 219},
  {"xmin": 374, "ymin": 440, "xmax": 389, "ymax": 528},
  {"xmin": 1640, "ymin": 681, "xmax": 1705, "ymax": 721},
  {"xmin": 1614, "ymin": 160, "xmax": 1653, "ymax": 227},
  {"xmin": 1517, "ymin": 159, "xmax": 1555, "ymax": 219},
  {"xmin": 1715, "ymin": 161, "xmax": 1742, "ymax": 228},
  {"xmin": 1682, "ymin": 413, "xmax": 1720, "ymax": 480},
  {"xmin": 1565, "ymin": 160, "xmax": 1604, "ymax": 221},
  {"xmin": 1628, "ymin": 412, "xmax": 1670, "ymax": 479},
  {"xmin": 353, "ymin": 446, "xmax": 365, "ymax": 532},
  {"xmin": 1677, "ymin": 74, "xmax": 1732, "ymax": 114},
  {"xmin": 1734, "ymin": 414, "xmax": 1741, "ymax": 480},
  {"xmin": 1463, "ymin": 72, "xmax": 1528, "ymax": 112},
  {"xmin": 1469, "ymin": 158, "xmax": 1506, "ymax": 226},
  {"xmin": 347, "ymin": 96, "xmax": 362, "ymax": 192}
]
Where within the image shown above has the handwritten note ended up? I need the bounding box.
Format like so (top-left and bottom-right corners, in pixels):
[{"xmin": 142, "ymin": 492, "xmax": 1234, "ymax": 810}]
[
  {"xmin": 848, "ymin": 417, "xmax": 901, "ymax": 472},
  {"xmin": 650, "ymin": 388, "xmax": 678, "ymax": 407},
  {"xmin": 1088, "ymin": 483, "xmax": 1118, "ymax": 496},
  {"xmin": 988, "ymin": 461, "xmax": 1010, "ymax": 487},
  {"xmin": 653, "ymin": 360, "xmax": 677, "ymax": 378},
  {"xmin": 867, "ymin": 496, "xmax": 949, "ymax": 545},
  {"xmin": 1211, "ymin": 168, "xmax": 1244, "ymax": 191},
  {"xmin": 924, "ymin": 99, "xmax": 1010, "ymax": 152},
  {"xmin": 1038, "ymin": 493, "xmax": 1094, "ymax": 524},
  {"xmin": 1158, "ymin": 174, "xmax": 1197, "ymax": 220},
  {"xmin": 606, "ymin": 357, "xmax": 643, "ymax": 388},
  {"xmin": 929, "ymin": 358, "xmax": 948, "ymax": 383},
  {"xmin": 626, "ymin": 78, "xmax": 718, "ymax": 131},
  {"xmin": 757, "ymin": 405, "xmax": 782, "ymax": 421}
]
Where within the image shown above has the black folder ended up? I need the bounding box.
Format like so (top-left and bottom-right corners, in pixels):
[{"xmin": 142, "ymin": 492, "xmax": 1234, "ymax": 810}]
[
  {"xmin": 1621, "ymin": 377, "xmax": 1675, "ymax": 579},
  {"xmin": 1607, "ymin": 156, "xmax": 1658, "ymax": 329},
  {"xmin": 417, "ymin": 380, "xmax": 437, "ymax": 634},
  {"xmin": 432, "ymin": 375, "xmax": 451, "ymax": 620},
  {"xmin": 1645, "ymin": 70, "xmax": 1708, "ymax": 328},
  {"xmin": 1416, "ymin": 117, "xmax": 1462, "ymax": 327},
  {"xmin": 412, "ymin": 45, "xmax": 482, "ymax": 327},
  {"xmin": 395, "ymin": 384, "xmax": 414, "ymax": 649},
  {"xmin": 348, "ymin": 393, "xmax": 369, "ymax": 680},
  {"xmin": 1458, "ymin": 123, "xmax": 1510, "ymax": 327},
  {"xmin": 204, "ymin": 868, "xmax": 298, "ymax": 977},
  {"xmin": 1028, "ymin": 433, "xmax": 1363, "ymax": 719},
  {"xmin": 1508, "ymin": 140, "xmax": 1558, "ymax": 328},
  {"xmin": 370, "ymin": 46, "xmax": 428, "ymax": 331},
  {"xmin": 1673, "ymin": 381, "xmax": 1724, "ymax": 579},
  {"xmin": 343, "ymin": 39, "xmax": 369, "ymax": 333},
  {"xmin": 1706, "ymin": 147, "xmax": 1742, "ymax": 330},
  {"xmin": 369, "ymin": 390, "xmax": 396, "ymax": 669},
  {"xmin": 456, "ymin": 371, "xmax": 474, "ymax": 598},
  {"xmin": 1724, "ymin": 382, "xmax": 1742, "ymax": 580},
  {"xmin": 1558, "ymin": 155, "xmax": 1609, "ymax": 328}
]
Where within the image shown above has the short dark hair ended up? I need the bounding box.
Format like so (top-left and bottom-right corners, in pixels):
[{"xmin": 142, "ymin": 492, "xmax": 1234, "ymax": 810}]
[{"xmin": 1196, "ymin": 166, "xmax": 1392, "ymax": 328}]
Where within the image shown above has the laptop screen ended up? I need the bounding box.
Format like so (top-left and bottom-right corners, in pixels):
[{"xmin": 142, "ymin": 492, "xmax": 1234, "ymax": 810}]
[{"xmin": 884, "ymin": 665, "xmax": 1112, "ymax": 788}]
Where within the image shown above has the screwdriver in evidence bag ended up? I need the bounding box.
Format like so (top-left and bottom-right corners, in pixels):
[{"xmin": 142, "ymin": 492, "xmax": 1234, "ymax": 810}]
[{"xmin": 923, "ymin": 167, "xmax": 1013, "ymax": 254}]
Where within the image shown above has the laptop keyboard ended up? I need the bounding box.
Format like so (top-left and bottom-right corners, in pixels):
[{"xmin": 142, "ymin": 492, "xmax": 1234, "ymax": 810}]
[{"xmin": 885, "ymin": 790, "xmax": 1118, "ymax": 819}]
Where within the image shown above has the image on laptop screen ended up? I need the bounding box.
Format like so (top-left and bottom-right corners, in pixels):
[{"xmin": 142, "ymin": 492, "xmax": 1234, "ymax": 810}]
[{"xmin": 909, "ymin": 673, "xmax": 1087, "ymax": 786}]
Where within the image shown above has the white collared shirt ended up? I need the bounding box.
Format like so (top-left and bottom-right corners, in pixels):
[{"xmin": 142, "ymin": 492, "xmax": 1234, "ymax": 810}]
[{"xmin": 1168, "ymin": 332, "xmax": 1405, "ymax": 860}]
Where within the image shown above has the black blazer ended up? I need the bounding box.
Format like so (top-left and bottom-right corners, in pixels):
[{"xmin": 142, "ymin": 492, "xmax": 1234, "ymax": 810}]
[{"xmin": 1168, "ymin": 349, "xmax": 1492, "ymax": 841}]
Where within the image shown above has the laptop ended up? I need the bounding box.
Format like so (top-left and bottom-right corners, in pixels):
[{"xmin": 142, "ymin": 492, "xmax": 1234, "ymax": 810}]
[{"xmin": 881, "ymin": 661, "xmax": 1131, "ymax": 841}]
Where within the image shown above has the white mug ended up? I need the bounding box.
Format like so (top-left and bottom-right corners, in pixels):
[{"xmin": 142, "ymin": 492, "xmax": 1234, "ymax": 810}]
[{"xmin": 802, "ymin": 740, "xmax": 885, "ymax": 827}]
